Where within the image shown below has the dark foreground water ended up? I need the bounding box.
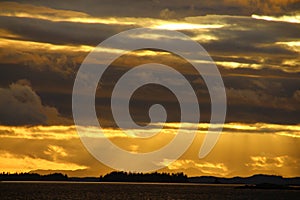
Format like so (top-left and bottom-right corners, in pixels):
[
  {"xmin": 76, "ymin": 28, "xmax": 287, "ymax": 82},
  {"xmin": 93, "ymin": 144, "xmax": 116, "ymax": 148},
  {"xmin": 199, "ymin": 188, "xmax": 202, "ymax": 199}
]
[{"xmin": 0, "ymin": 182, "xmax": 299, "ymax": 200}]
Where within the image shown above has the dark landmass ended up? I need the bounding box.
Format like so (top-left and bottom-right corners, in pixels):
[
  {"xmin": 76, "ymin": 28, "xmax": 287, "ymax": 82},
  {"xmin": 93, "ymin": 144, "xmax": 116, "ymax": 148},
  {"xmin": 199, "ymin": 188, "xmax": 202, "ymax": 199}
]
[
  {"xmin": 1, "ymin": 172, "xmax": 300, "ymax": 188},
  {"xmin": 0, "ymin": 172, "xmax": 187, "ymax": 183},
  {"xmin": 0, "ymin": 172, "xmax": 68, "ymax": 181},
  {"xmin": 189, "ymin": 174, "xmax": 300, "ymax": 186},
  {"xmin": 99, "ymin": 171, "xmax": 188, "ymax": 183}
]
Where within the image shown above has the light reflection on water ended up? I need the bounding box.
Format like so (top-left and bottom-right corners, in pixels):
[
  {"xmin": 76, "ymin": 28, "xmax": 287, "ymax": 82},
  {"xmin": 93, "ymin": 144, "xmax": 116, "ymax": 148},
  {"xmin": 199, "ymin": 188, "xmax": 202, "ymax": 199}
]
[{"xmin": 0, "ymin": 182, "xmax": 299, "ymax": 200}]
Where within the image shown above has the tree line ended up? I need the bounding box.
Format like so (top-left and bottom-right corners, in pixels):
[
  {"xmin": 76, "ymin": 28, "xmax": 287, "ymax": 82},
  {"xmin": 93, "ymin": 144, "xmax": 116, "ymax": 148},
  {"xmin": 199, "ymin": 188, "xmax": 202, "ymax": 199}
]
[
  {"xmin": 100, "ymin": 171, "xmax": 188, "ymax": 182},
  {"xmin": 0, "ymin": 171, "xmax": 188, "ymax": 182},
  {"xmin": 0, "ymin": 172, "xmax": 68, "ymax": 181}
]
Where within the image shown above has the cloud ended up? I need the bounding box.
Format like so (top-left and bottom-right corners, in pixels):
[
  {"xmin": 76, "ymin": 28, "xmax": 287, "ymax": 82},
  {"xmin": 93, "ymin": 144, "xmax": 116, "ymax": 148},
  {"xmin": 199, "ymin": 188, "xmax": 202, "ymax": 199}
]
[
  {"xmin": 0, "ymin": 123, "xmax": 299, "ymax": 176},
  {"xmin": 162, "ymin": 122, "xmax": 300, "ymax": 138},
  {"xmin": 0, "ymin": 80, "xmax": 70, "ymax": 125},
  {"xmin": 0, "ymin": 122, "xmax": 299, "ymax": 142},
  {"xmin": 245, "ymin": 154, "xmax": 300, "ymax": 175},
  {"xmin": 0, "ymin": 1, "xmax": 135, "ymax": 25},
  {"xmin": 0, "ymin": 1, "xmax": 300, "ymax": 126},
  {"xmin": 1, "ymin": 12, "xmax": 299, "ymax": 75},
  {"xmin": 164, "ymin": 159, "xmax": 229, "ymax": 176},
  {"xmin": 0, "ymin": 2, "xmax": 225, "ymax": 31},
  {"xmin": 0, "ymin": 37, "xmax": 88, "ymax": 75},
  {"xmin": 293, "ymin": 90, "xmax": 300, "ymax": 101},
  {"xmin": 276, "ymin": 41, "xmax": 300, "ymax": 54},
  {"xmin": 182, "ymin": 15, "xmax": 300, "ymax": 73},
  {"xmin": 0, "ymin": 150, "xmax": 87, "ymax": 173},
  {"xmin": 0, "ymin": 0, "xmax": 299, "ymax": 179},
  {"xmin": 0, "ymin": 125, "xmax": 77, "ymax": 140},
  {"xmin": 44, "ymin": 145, "xmax": 68, "ymax": 161},
  {"xmin": 163, "ymin": 0, "xmax": 299, "ymax": 17},
  {"xmin": 227, "ymin": 88, "xmax": 300, "ymax": 111},
  {"xmin": 4, "ymin": 0, "xmax": 300, "ymax": 20},
  {"xmin": 216, "ymin": 80, "xmax": 296, "ymax": 121},
  {"xmin": 160, "ymin": 8, "xmax": 176, "ymax": 19},
  {"xmin": 0, "ymin": 15, "xmax": 132, "ymax": 47},
  {"xmin": 252, "ymin": 14, "xmax": 300, "ymax": 24}
]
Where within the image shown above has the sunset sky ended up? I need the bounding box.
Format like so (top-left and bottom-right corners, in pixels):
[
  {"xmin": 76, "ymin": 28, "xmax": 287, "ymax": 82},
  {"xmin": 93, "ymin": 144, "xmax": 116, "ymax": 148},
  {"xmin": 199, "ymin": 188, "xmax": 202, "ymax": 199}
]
[{"xmin": 0, "ymin": 0, "xmax": 299, "ymax": 178}]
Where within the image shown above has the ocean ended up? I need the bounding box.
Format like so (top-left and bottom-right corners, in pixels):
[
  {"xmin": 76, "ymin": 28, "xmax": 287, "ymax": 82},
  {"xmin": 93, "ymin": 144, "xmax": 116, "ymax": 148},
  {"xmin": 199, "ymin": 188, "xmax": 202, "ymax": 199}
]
[{"xmin": 0, "ymin": 182, "xmax": 299, "ymax": 199}]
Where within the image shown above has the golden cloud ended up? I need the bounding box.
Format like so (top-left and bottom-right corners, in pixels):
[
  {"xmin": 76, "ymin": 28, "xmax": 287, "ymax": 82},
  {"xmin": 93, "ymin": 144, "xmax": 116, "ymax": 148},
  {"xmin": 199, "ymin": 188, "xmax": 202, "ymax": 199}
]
[
  {"xmin": 165, "ymin": 159, "xmax": 228, "ymax": 176},
  {"xmin": 1, "ymin": 122, "xmax": 299, "ymax": 141},
  {"xmin": 252, "ymin": 14, "xmax": 300, "ymax": 23},
  {"xmin": 245, "ymin": 154, "xmax": 299, "ymax": 176},
  {"xmin": 0, "ymin": 2, "xmax": 226, "ymax": 31},
  {"xmin": 0, "ymin": 151, "xmax": 87, "ymax": 173},
  {"xmin": 0, "ymin": 122, "xmax": 299, "ymax": 176},
  {"xmin": 0, "ymin": 38, "xmax": 94, "ymax": 52},
  {"xmin": 0, "ymin": 2, "xmax": 134, "ymax": 25}
]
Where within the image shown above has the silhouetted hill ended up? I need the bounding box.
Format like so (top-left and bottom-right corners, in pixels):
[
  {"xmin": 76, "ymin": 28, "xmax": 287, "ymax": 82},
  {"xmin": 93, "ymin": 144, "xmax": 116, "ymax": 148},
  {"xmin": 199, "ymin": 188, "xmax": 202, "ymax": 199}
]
[
  {"xmin": 1, "ymin": 172, "xmax": 300, "ymax": 186},
  {"xmin": 189, "ymin": 174, "xmax": 300, "ymax": 186},
  {"xmin": 29, "ymin": 169, "xmax": 88, "ymax": 177}
]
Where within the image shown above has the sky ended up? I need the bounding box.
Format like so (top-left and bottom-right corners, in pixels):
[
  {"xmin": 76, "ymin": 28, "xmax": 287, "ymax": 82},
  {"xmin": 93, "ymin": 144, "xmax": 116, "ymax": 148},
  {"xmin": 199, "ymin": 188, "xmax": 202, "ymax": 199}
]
[{"xmin": 0, "ymin": 0, "xmax": 299, "ymax": 177}]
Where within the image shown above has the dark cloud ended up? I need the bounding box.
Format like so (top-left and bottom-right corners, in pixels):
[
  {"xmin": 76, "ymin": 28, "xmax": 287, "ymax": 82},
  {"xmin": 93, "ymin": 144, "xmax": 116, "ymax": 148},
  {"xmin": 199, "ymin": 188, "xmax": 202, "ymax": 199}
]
[
  {"xmin": 1, "ymin": 53, "xmax": 300, "ymax": 126},
  {"xmin": 0, "ymin": 79, "xmax": 71, "ymax": 125},
  {"xmin": 1, "ymin": 14, "xmax": 299, "ymax": 74},
  {"xmin": 7, "ymin": 0, "xmax": 300, "ymax": 18},
  {"xmin": 0, "ymin": 16, "xmax": 134, "ymax": 46},
  {"xmin": 0, "ymin": 1, "xmax": 299, "ymax": 179},
  {"xmin": 0, "ymin": 1, "xmax": 299, "ymax": 127},
  {"xmin": 227, "ymin": 88, "xmax": 300, "ymax": 111},
  {"xmin": 201, "ymin": 20, "xmax": 299, "ymax": 57},
  {"xmin": 0, "ymin": 41, "xmax": 86, "ymax": 75}
]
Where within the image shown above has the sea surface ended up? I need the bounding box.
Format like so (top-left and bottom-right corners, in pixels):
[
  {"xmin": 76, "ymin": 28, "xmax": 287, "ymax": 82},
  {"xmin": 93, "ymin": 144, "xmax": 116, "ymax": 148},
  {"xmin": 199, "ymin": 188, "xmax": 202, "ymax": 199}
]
[{"xmin": 0, "ymin": 182, "xmax": 299, "ymax": 199}]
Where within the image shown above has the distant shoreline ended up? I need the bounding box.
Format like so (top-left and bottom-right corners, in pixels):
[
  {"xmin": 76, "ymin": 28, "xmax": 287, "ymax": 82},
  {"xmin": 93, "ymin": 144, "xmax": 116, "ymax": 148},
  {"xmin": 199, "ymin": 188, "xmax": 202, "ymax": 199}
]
[
  {"xmin": 1, "ymin": 172, "xmax": 300, "ymax": 186},
  {"xmin": 0, "ymin": 181, "xmax": 243, "ymax": 186}
]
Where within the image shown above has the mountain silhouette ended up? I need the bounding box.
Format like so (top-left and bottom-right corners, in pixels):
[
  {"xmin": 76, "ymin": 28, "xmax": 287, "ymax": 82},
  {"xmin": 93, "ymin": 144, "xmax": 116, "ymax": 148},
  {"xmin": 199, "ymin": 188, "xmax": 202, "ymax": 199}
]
[{"xmin": 1, "ymin": 172, "xmax": 300, "ymax": 186}]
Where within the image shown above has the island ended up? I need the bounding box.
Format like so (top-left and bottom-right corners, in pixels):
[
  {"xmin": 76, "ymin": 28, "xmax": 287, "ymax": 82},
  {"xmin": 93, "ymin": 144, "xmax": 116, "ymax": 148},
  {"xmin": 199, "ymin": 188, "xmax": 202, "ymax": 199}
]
[{"xmin": 1, "ymin": 171, "xmax": 299, "ymax": 190}]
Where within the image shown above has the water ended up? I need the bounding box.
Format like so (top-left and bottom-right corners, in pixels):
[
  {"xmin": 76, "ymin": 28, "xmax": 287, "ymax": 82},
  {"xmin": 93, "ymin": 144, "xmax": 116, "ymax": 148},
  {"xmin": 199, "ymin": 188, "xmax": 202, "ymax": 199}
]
[{"xmin": 0, "ymin": 182, "xmax": 299, "ymax": 199}]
